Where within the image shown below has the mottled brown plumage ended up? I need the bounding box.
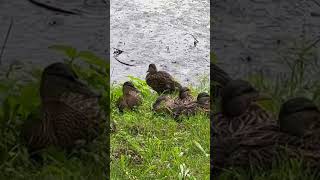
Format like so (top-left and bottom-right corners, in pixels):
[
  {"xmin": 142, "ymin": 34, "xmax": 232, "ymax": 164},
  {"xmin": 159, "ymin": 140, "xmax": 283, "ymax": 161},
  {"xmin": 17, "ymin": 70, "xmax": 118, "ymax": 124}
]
[
  {"xmin": 116, "ymin": 81, "xmax": 142, "ymax": 113},
  {"xmin": 212, "ymin": 97, "xmax": 320, "ymax": 176},
  {"xmin": 22, "ymin": 62, "xmax": 103, "ymax": 151},
  {"xmin": 146, "ymin": 64, "xmax": 182, "ymax": 94},
  {"xmin": 212, "ymin": 79, "xmax": 275, "ymax": 138},
  {"xmin": 177, "ymin": 87, "xmax": 194, "ymax": 104},
  {"xmin": 279, "ymin": 97, "xmax": 320, "ymax": 136},
  {"xmin": 172, "ymin": 92, "xmax": 210, "ymax": 118},
  {"xmin": 152, "ymin": 87, "xmax": 193, "ymax": 114},
  {"xmin": 211, "ymin": 63, "xmax": 232, "ymax": 98}
]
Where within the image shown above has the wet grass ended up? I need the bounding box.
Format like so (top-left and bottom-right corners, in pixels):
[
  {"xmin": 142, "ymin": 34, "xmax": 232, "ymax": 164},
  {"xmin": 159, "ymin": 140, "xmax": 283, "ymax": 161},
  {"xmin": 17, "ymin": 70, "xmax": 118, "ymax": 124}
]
[{"xmin": 110, "ymin": 76, "xmax": 210, "ymax": 179}]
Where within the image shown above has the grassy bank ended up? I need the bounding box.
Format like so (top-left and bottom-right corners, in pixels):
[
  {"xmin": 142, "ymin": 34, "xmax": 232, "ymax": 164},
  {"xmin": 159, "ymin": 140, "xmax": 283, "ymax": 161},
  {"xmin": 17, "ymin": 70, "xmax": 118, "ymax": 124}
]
[{"xmin": 110, "ymin": 77, "xmax": 210, "ymax": 179}]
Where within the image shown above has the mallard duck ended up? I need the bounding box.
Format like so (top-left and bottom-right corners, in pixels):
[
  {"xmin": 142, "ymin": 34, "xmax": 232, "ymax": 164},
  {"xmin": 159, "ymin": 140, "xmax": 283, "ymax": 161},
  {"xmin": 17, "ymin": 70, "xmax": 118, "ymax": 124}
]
[
  {"xmin": 152, "ymin": 87, "xmax": 193, "ymax": 114},
  {"xmin": 211, "ymin": 63, "xmax": 232, "ymax": 98},
  {"xmin": 116, "ymin": 81, "xmax": 142, "ymax": 113},
  {"xmin": 22, "ymin": 62, "xmax": 103, "ymax": 152},
  {"xmin": 196, "ymin": 92, "xmax": 210, "ymax": 110},
  {"xmin": 172, "ymin": 92, "xmax": 210, "ymax": 118},
  {"xmin": 279, "ymin": 97, "xmax": 320, "ymax": 136},
  {"xmin": 212, "ymin": 79, "xmax": 274, "ymax": 138},
  {"xmin": 146, "ymin": 64, "xmax": 182, "ymax": 94},
  {"xmin": 212, "ymin": 97, "xmax": 320, "ymax": 176}
]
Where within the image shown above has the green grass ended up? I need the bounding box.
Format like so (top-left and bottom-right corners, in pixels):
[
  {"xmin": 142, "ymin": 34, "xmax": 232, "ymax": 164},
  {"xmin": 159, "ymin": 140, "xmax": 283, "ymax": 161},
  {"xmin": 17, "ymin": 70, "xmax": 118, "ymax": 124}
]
[
  {"xmin": 218, "ymin": 159, "xmax": 320, "ymax": 180},
  {"xmin": 0, "ymin": 46, "xmax": 109, "ymax": 179},
  {"xmin": 213, "ymin": 38, "xmax": 320, "ymax": 179},
  {"xmin": 110, "ymin": 77, "xmax": 210, "ymax": 179}
]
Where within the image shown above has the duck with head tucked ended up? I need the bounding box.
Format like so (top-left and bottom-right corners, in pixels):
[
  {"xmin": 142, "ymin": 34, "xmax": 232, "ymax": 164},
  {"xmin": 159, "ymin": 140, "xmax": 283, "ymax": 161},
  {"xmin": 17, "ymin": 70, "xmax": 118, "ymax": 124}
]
[
  {"xmin": 212, "ymin": 97, "xmax": 320, "ymax": 177},
  {"xmin": 22, "ymin": 62, "xmax": 104, "ymax": 152},
  {"xmin": 213, "ymin": 79, "xmax": 274, "ymax": 138},
  {"xmin": 173, "ymin": 92, "xmax": 210, "ymax": 119},
  {"xmin": 152, "ymin": 86, "xmax": 194, "ymax": 115},
  {"xmin": 116, "ymin": 81, "xmax": 142, "ymax": 113},
  {"xmin": 146, "ymin": 64, "xmax": 182, "ymax": 95}
]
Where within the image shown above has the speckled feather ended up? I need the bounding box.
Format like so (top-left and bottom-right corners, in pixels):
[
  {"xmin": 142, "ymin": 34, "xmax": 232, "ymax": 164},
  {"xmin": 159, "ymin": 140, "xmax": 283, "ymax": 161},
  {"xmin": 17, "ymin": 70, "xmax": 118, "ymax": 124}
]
[
  {"xmin": 212, "ymin": 104, "xmax": 275, "ymax": 138},
  {"xmin": 146, "ymin": 71, "xmax": 182, "ymax": 94},
  {"xmin": 212, "ymin": 124, "xmax": 320, "ymax": 174},
  {"xmin": 152, "ymin": 90, "xmax": 194, "ymax": 114},
  {"xmin": 23, "ymin": 63, "xmax": 103, "ymax": 151},
  {"xmin": 116, "ymin": 83, "xmax": 142, "ymax": 112}
]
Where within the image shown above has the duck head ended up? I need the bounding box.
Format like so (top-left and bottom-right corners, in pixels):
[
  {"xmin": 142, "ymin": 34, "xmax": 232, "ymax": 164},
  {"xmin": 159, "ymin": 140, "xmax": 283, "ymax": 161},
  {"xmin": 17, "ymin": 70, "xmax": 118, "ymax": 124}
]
[
  {"xmin": 123, "ymin": 81, "xmax": 140, "ymax": 94},
  {"xmin": 40, "ymin": 62, "xmax": 100, "ymax": 98},
  {"xmin": 279, "ymin": 97, "xmax": 320, "ymax": 137},
  {"xmin": 42, "ymin": 62, "xmax": 78, "ymax": 81},
  {"xmin": 197, "ymin": 92, "xmax": 210, "ymax": 105},
  {"xmin": 179, "ymin": 87, "xmax": 192, "ymax": 99},
  {"xmin": 221, "ymin": 80, "xmax": 270, "ymax": 117},
  {"xmin": 147, "ymin": 64, "xmax": 157, "ymax": 74}
]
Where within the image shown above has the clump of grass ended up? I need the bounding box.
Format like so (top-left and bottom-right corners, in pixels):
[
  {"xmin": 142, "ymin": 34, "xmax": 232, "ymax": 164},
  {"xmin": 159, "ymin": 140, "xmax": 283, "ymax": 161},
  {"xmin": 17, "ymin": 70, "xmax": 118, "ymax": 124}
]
[
  {"xmin": 247, "ymin": 37, "xmax": 320, "ymax": 115},
  {"xmin": 110, "ymin": 77, "xmax": 210, "ymax": 179},
  {"xmin": 0, "ymin": 45, "xmax": 109, "ymax": 179},
  {"xmin": 219, "ymin": 157, "xmax": 320, "ymax": 180}
]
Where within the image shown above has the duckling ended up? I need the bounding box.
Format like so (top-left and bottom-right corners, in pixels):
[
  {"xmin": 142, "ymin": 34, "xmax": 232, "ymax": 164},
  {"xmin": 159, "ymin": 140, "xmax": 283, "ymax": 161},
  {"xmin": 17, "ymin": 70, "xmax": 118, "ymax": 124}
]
[
  {"xmin": 146, "ymin": 64, "xmax": 182, "ymax": 94},
  {"xmin": 213, "ymin": 79, "xmax": 274, "ymax": 138},
  {"xmin": 177, "ymin": 87, "xmax": 194, "ymax": 104},
  {"xmin": 152, "ymin": 87, "xmax": 193, "ymax": 114},
  {"xmin": 196, "ymin": 92, "xmax": 210, "ymax": 111},
  {"xmin": 173, "ymin": 92, "xmax": 210, "ymax": 118},
  {"xmin": 279, "ymin": 97, "xmax": 320, "ymax": 136},
  {"xmin": 116, "ymin": 81, "xmax": 142, "ymax": 113},
  {"xmin": 22, "ymin": 62, "xmax": 103, "ymax": 152},
  {"xmin": 212, "ymin": 97, "xmax": 320, "ymax": 176}
]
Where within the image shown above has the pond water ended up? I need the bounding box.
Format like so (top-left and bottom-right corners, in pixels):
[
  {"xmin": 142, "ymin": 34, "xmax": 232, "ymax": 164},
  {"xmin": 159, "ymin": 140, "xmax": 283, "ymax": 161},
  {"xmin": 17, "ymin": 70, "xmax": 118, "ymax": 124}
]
[
  {"xmin": 0, "ymin": 0, "xmax": 210, "ymax": 86},
  {"xmin": 110, "ymin": 0, "xmax": 210, "ymax": 86},
  {"xmin": 0, "ymin": 0, "xmax": 106, "ymax": 69},
  {"xmin": 3, "ymin": 1, "xmax": 317, "ymax": 86},
  {"xmin": 212, "ymin": 0, "xmax": 320, "ymax": 79}
]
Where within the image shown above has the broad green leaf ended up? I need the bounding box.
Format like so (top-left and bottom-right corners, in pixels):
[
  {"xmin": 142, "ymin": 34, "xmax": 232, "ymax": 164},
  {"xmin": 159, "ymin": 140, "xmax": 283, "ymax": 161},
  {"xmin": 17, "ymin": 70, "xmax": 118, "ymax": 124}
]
[
  {"xmin": 78, "ymin": 51, "xmax": 109, "ymax": 68},
  {"xmin": 49, "ymin": 45, "xmax": 78, "ymax": 59},
  {"xmin": 193, "ymin": 140, "xmax": 209, "ymax": 157},
  {"xmin": 210, "ymin": 51, "xmax": 217, "ymax": 63}
]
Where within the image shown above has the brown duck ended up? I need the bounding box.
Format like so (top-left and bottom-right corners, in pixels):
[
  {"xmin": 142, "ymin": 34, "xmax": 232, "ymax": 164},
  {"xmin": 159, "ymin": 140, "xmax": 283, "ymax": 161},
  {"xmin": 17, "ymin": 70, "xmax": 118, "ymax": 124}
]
[
  {"xmin": 152, "ymin": 87, "xmax": 193, "ymax": 114},
  {"xmin": 172, "ymin": 92, "xmax": 210, "ymax": 119},
  {"xmin": 211, "ymin": 63, "xmax": 232, "ymax": 98},
  {"xmin": 212, "ymin": 79, "xmax": 274, "ymax": 138},
  {"xmin": 22, "ymin": 62, "xmax": 103, "ymax": 152},
  {"xmin": 212, "ymin": 97, "xmax": 320, "ymax": 176},
  {"xmin": 116, "ymin": 81, "xmax": 142, "ymax": 113},
  {"xmin": 146, "ymin": 64, "xmax": 182, "ymax": 94}
]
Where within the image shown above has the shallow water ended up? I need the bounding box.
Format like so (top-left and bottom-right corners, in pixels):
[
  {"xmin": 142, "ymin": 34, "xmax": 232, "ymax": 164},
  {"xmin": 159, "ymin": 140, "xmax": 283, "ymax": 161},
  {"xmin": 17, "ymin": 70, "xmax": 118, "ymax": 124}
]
[
  {"xmin": 0, "ymin": 0, "xmax": 106, "ymax": 67},
  {"xmin": 110, "ymin": 0, "xmax": 210, "ymax": 86},
  {"xmin": 212, "ymin": 0, "xmax": 320, "ymax": 79}
]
